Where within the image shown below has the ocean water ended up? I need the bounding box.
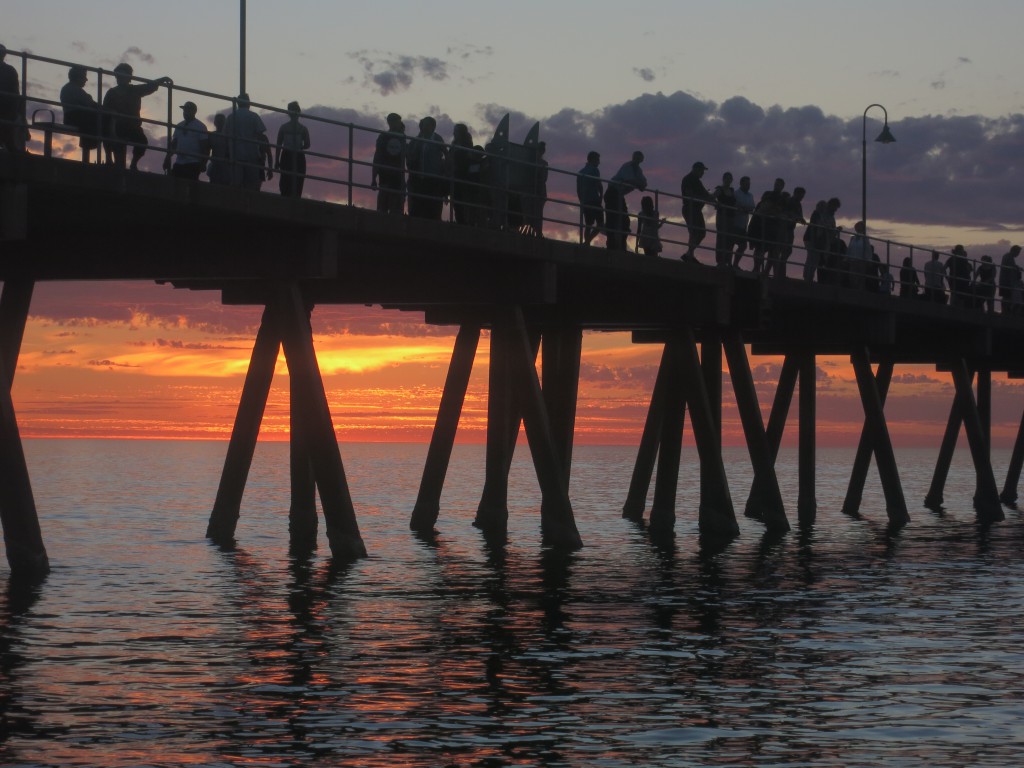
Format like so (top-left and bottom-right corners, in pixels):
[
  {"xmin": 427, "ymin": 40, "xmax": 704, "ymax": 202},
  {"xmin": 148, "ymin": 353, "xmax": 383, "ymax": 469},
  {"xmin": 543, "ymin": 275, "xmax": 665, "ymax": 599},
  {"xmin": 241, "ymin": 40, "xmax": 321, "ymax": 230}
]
[{"xmin": 2, "ymin": 439, "xmax": 1023, "ymax": 767}]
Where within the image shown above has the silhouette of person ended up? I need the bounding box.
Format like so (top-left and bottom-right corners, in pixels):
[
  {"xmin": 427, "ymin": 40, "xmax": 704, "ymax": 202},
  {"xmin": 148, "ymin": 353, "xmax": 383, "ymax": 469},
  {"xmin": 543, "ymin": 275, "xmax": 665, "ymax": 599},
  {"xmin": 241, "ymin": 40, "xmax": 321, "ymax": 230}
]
[
  {"xmin": 846, "ymin": 221, "xmax": 872, "ymax": 289},
  {"xmin": 731, "ymin": 175, "xmax": 755, "ymax": 267},
  {"xmin": 59, "ymin": 65, "xmax": 101, "ymax": 162},
  {"xmin": 680, "ymin": 161, "xmax": 714, "ymax": 262},
  {"xmin": 757, "ymin": 178, "xmax": 787, "ymax": 276},
  {"xmin": 577, "ymin": 151, "xmax": 604, "ymax": 245},
  {"xmin": 817, "ymin": 197, "xmax": 842, "ymax": 283},
  {"xmin": 604, "ymin": 151, "xmax": 646, "ymax": 250},
  {"xmin": 899, "ymin": 255, "xmax": 920, "ymax": 298},
  {"xmin": 450, "ymin": 123, "xmax": 482, "ymax": 225},
  {"xmin": 713, "ymin": 171, "xmax": 736, "ymax": 267},
  {"xmin": 275, "ymin": 101, "xmax": 311, "ymax": 198},
  {"xmin": 520, "ymin": 141, "xmax": 548, "ymax": 237},
  {"xmin": 975, "ymin": 255, "xmax": 996, "ymax": 313},
  {"xmin": 923, "ymin": 250, "xmax": 947, "ymax": 304},
  {"xmin": 946, "ymin": 245, "xmax": 973, "ymax": 308},
  {"xmin": 802, "ymin": 200, "xmax": 826, "ymax": 282},
  {"xmin": 778, "ymin": 185, "xmax": 807, "ymax": 277},
  {"xmin": 372, "ymin": 113, "xmax": 407, "ymax": 215},
  {"xmin": 224, "ymin": 93, "xmax": 272, "ymax": 190},
  {"xmin": 162, "ymin": 101, "xmax": 209, "ymax": 180},
  {"xmin": 407, "ymin": 116, "xmax": 447, "ymax": 220},
  {"xmin": 206, "ymin": 113, "xmax": 230, "ymax": 184},
  {"xmin": 102, "ymin": 62, "xmax": 171, "ymax": 170},
  {"xmin": 999, "ymin": 245, "xmax": 1022, "ymax": 315},
  {"xmin": 636, "ymin": 195, "xmax": 664, "ymax": 256},
  {"xmin": 0, "ymin": 44, "xmax": 23, "ymax": 152}
]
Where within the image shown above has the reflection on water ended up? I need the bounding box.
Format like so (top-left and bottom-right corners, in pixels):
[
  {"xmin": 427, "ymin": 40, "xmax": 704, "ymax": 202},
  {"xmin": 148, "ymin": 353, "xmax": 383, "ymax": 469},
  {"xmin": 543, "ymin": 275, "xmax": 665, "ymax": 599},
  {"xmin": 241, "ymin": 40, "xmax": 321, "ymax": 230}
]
[{"xmin": 1, "ymin": 440, "xmax": 1023, "ymax": 766}]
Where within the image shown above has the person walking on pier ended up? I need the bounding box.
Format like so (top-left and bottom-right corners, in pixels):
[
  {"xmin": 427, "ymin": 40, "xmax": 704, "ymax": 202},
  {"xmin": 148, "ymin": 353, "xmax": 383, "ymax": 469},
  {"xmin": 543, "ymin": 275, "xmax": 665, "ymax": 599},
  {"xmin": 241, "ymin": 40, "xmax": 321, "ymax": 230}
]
[
  {"xmin": 946, "ymin": 245, "xmax": 973, "ymax": 308},
  {"xmin": 680, "ymin": 161, "xmax": 714, "ymax": 262},
  {"xmin": 0, "ymin": 44, "xmax": 24, "ymax": 153},
  {"xmin": 450, "ymin": 123, "xmax": 481, "ymax": 225},
  {"xmin": 162, "ymin": 101, "xmax": 209, "ymax": 180},
  {"xmin": 59, "ymin": 65, "xmax": 101, "ymax": 162},
  {"xmin": 577, "ymin": 151, "xmax": 604, "ymax": 246},
  {"xmin": 636, "ymin": 195, "xmax": 664, "ymax": 256},
  {"xmin": 731, "ymin": 175, "xmax": 754, "ymax": 268},
  {"xmin": 999, "ymin": 245, "xmax": 1022, "ymax": 315},
  {"xmin": 603, "ymin": 151, "xmax": 647, "ymax": 250},
  {"xmin": 779, "ymin": 186, "xmax": 807, "ymax": 277},
  {"xmin": 206, "ymin": 113, "xmax": 230, "ymax": 185},
  {"xmin": 923, "ymin": 250, "xmax": 947, "ymax": 304},
  {"xmin": 102, "ymin": 63, "xmax": 171, "ymax": 171},
  {"xmin": 713, "ymin": 171, "xmax": 737, "ymax": 267},
  {"xmin": 372, "ymin": 113, "xmax": 407, "ymax": 215},
  {"xmin": 975, "ymin": 255, "xmax": 996, "ymax": 313},
  {"xmin": 275, "ymin": 101, "xmax": 311, "ymax": 198},
  {"xmin": 846, "ymin": 221, "xmax": 872, "ymax": 290},
  {"xmin": 407, "ymin": 116, "xmax": 447, "ymax": 220},
  {"xmin": 899, "ymin": 256, "xmax": 920, "ymax": 298},
  {"xmin": 224, "ymin": 93, "xmax": 272, "ymax": 190}
]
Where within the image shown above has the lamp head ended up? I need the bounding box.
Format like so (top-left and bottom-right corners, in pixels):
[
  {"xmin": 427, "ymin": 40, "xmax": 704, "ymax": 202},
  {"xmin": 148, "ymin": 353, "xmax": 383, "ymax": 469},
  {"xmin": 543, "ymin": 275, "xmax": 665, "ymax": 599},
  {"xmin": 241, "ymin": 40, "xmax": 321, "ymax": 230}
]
[{"xmin": 875, "ymin": 123, "xmax": 896, "ymax": 144}]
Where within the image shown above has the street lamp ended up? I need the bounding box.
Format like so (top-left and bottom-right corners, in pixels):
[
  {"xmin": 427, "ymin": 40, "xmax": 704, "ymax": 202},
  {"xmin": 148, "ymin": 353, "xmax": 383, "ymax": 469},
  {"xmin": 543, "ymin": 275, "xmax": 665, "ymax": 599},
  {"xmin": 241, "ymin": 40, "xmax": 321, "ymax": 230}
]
[
  {"xmin": 240, "ymin": 0, "xmax": 247, "ymax": 95},
  {"xmin": 862, "ymin": 103, "xmax": 896, "ymax": 236}
]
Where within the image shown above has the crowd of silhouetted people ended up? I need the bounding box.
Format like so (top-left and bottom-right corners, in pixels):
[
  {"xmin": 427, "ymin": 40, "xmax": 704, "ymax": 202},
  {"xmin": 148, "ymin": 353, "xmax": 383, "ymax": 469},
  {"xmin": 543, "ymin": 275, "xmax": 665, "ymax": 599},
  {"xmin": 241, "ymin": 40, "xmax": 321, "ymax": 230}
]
[{"xmin": 2, "ymin": 45, "xmax": 1023, "ymax": 315}]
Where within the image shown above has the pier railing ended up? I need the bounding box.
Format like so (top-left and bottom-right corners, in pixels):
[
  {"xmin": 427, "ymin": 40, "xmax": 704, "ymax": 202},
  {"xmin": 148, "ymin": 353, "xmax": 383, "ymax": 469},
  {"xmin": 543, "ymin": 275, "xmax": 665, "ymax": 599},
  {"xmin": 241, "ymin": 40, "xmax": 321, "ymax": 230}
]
[{"xmin": 4, "ymin": 48, "xmax": 1004, "ymax": 304}]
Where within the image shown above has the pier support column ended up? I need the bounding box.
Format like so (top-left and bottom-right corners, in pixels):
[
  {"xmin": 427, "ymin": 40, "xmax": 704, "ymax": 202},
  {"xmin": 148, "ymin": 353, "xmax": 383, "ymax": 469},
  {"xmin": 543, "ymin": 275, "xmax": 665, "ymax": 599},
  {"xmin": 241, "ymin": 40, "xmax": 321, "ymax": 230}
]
[
  {"xmin": 276, "ymin": 285, "xmax": 367, "ymax": 560},
  {"xmin": 623, "ymin": 345, "xmax": 671, "ymax": 520},
  {"xmin": 850, "ymin": 349, "xmax": 909, "ymax": 527},
  {"xmin": 699, "ymin": 331, "xmax": 723, "ymax": 521},
  {"xmin": 951, "ymin": 360, "xmax": 1003, "ymax": 522},
  {"xmin": 411, "ymin": 324, "xmax": 480, "ymax": 533},
  {"xmin": 677, "ymin": 330, "xmax": 738, "ymax": 539},
  {"xmin": 797, "ymin": 353, "xmax": 817, "ymax": 526},
  {"xmin": 289, "ymin": 369, "xmax": 317, "ymax": 549},
  {"xmin": 0, "ymin": 279, "xmax": 49, "ymax": 579},
  {"xmin": 923, "ymin": 377, "xmax": 965, "ymax": 511},
  {"xmin": 503, "ymin": 307, "xmax": 581, "ymax": 548},
  {"xmin": 540, "ymin": 324, "xmax": 582, "ymax": 523},
  {"xmin": 842, "ymin": 360, "xmax": 893, "ymax": 517},
  {"xmin": 476, "ymin": 323, "xmax": 515, "ymax": 533},
  {"xmin": 1000, "ymin": 407, "xmax": 1024, "ymax": 507},
  {"xmin": 208, "ymin": 305, "xmax": 281, "ymax": 544},
  {"xmin": 649, "ymin": 343, "xmax": 685, "ymax": 536},
  {"xmin": 723, "ymin": 333, "xmax": 789, "ymax": 532},
  {"xmin": 745, "ymin": 355, "xmax": 799, "ymax": 519}
]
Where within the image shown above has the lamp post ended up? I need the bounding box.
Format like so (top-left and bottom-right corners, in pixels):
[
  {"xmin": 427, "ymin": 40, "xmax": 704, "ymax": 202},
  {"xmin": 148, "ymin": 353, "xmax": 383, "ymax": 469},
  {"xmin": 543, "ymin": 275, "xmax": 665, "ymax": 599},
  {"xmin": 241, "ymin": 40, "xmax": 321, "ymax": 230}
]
[
  {"xmin": 239, "ymin": 0, "xmax": 247, "ymax": 95},
  {"xmin": 862, "ymin": 104, "xmax": 896, "ymax": 236}
]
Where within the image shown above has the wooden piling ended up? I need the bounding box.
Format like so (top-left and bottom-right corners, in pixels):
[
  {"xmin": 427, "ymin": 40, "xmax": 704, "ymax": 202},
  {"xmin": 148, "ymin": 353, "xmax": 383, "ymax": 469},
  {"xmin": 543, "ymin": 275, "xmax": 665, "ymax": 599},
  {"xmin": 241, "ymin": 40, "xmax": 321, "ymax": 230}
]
[
  {"xmin": 923, "ymin": 382, "xmax": 964, "ymax": 511},
  {"xmin": 842, "ymin": 360, "xmax": 893, "ymax": 517},
  {"xmin": 275, "ymin": 285, "xmax": 367, "ymax": 560},
  {"xmin": 289, "ymin": 370, "xmax": 318, "ymax": 548},
  {"xmin": 745, "ymin": 355, "xmax": 799, "ymax": 519},
  {"xmin": 850, "ymin": 348, "xmax": 909, "ymax": 527},
  {"xmin": 797, "ymin": 353, "xmax": 816, "ymax": 525},
  {"xmin": 207, "ymin": 306, "xmax": 281, "ymax": 543},
  {"xmin": 411, "ymin": 324, "xmax": 480, "ymax": 532},
  {"xmin": 950, "ymin": 360, "xmax": 1003, "ymax": 522},
  {"xmin": 649, "ymin": 343, "xmax": 685, "ymax": 536},
  {"xmin": 699, "ymin": 332, "xmax": 723, "ymax": 521},
  {"xmin": 1000, "ymin": 407, "xmax": 1024, "ymax": 507},
  {"xmin": 722, "ymin": 333, "xmax": 789, "ymax": 532},
  {"xmin": 476, "ymin": 323, "xmax": 514, "ymax": 532},
  {"xmin": 540, "ymin": 324, "xmax": 582, "ymax": 520},
  {"xmin": 623, "ymin": 345, "xmax": 671, "ymax": 520}
]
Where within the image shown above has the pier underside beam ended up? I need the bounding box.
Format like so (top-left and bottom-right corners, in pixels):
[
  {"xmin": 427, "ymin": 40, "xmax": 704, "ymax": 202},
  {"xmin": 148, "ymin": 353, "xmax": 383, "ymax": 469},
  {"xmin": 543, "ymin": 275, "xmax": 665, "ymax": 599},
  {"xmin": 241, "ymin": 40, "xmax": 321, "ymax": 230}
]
[
  {"xmin": 0, "ymin": 279, "xmax": 49, "ymax": 579},
  {"xmin": 850, "ymin": 349, "xmax": 909, "ymax": 527},
  {"xmin": 276, "ymin": 285, "xmax": 367, "ymax": 560},
  {"xmin": 623, "ymin": 345, "xmax": 672, "ymax": 520},
  {"xmin": 411, "ymin": 324, "xmax": 480, "ymax": 533},
  {"xmin": 207, "ymin": 305, "xmax": 281, "ymax": 544},
  {"xmin": 842, "ymin": 360, "xmax": 893, "ymax": 517},
  {"xmin": 950, "ymin": 360, "xmax": 1003, "ymax": 523},
  {"xmin": 676, "ymin": 330, "xmax": 738, "ymax": 539},
  {"xmin": 797, "ymin": 353, "xmax": 817, "ymax": 526},
  {"xmin": 1000, "ymin": 407, "xmax": 1024, "ymax": 507},
  {"xmin": 745, "ymin": 355, "xmax": 799, "ymax": 520},
  {"xmin": 723, "ymin": 333, "xmax": 789, "ymax": 532}
]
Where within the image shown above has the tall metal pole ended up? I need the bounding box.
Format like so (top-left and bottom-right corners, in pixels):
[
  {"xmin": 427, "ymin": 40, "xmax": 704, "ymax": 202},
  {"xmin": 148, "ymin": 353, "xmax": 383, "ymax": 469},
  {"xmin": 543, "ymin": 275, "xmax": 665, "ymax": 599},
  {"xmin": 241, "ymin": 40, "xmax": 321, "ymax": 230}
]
[
  {"xmin": 240, "ymin": 0, "xmax": 247, "ymax": 95},
  {"xmin": 861, "ymin": 103, "xmax": 895, "ymax": 239}
]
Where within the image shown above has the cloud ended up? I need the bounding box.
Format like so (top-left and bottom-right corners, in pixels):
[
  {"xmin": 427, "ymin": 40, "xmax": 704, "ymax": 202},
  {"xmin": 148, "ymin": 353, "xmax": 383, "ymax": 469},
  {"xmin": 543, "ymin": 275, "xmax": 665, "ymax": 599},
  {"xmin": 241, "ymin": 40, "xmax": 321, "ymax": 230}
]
[
  {"xmin": 351, "ymin": 51, "xmax": 452, "ymax": 96},
  {"xmin": 119, "ymin": 46, "xmax": 155, "ymax": 66},
  {"xmin": 634, "ymin": 68, "xmax": 656, "ymax": 83}
]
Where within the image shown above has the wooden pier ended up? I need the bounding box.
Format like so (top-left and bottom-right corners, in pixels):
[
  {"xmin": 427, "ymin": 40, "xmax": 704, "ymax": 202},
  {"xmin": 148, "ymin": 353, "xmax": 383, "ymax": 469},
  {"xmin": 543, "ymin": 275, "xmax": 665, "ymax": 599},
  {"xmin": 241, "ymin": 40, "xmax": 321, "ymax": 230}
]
[{"xmin": 2, "ymin": 152, "xmax": 1023, "ymax": 580}]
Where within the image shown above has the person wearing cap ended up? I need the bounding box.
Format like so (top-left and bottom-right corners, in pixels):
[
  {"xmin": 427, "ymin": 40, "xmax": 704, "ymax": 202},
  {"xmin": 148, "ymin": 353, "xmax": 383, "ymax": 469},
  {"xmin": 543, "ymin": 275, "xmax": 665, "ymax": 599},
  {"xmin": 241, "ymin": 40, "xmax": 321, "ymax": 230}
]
[
  {"xmin": 59, "ymin": 65, "xmax": 101, "ymax": 162},
  {"xmin": 0, "ymin": 44, "xmax": 24, "ymax": 152},
  {"xmin": 680, "ymin": 161, "xmax": 714, "ymax": 262},
  {"xmin": 163, "ymin": 101, "xmax": 209, "ymax": 180},
  {"xmin": 102, "ymin": 62, "xmax": 171, "ymax": 170},
  {"xmin": 372, "ymin": 112, "xmax": 407, "ymax": 214}
]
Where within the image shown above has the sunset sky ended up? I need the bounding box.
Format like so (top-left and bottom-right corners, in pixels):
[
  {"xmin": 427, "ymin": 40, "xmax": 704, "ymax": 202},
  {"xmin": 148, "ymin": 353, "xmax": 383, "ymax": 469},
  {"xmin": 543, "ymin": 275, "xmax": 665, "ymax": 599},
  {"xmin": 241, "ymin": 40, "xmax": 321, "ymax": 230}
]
[{"xmin": 6, "ymin": 0, "xmax": 1024, "ymax": 446}]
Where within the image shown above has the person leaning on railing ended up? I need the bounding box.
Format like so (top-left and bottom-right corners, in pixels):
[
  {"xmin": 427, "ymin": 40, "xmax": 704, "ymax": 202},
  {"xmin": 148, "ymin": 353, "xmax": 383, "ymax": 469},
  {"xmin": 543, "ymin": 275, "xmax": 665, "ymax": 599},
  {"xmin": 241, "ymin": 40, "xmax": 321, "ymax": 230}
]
[{"xmin": 102, "ymin": 63, "xmax": 171, "ymax": 170}]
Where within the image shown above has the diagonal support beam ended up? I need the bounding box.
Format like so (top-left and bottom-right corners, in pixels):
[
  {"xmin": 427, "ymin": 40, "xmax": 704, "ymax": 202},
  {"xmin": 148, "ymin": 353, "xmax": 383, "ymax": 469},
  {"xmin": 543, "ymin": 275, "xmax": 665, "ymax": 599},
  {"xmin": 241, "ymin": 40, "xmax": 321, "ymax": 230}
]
[
  {"xmin": 722, "ymin": 332, "xmax": 789, "ymax": 532},
  {"xmin": 411, "ymin": 324, "xmax": 480, "ymax": 532},
  {"xmin": 745, "ymin": 355, "xmax": 799, "ymax": 519},
  {"xmin": 850, "ymin": 348, "xmax": 909, "ymax": 527},
  {"xmin": 842, "ymin": 360, "xmax": 894, "ymax": 516},
  {"xmin": 649, "ymin": 343, "xmax": 685, "ymax": 536},
  {"xmin": 950, "ymin": 360, "xmax": 1003, "ymax": 523},
  {"xmin": 1000, "ymin": 406, "xmax": 1024, "ymax": 507},
  {"xmin": 623, "ymin": 345, "xmax": 672, "ymax": 520}
]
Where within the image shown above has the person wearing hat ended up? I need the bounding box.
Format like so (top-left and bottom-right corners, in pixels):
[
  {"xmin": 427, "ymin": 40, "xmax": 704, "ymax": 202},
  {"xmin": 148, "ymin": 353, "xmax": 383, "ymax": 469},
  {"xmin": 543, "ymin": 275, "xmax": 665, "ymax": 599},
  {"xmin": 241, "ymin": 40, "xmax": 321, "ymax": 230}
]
[
  {"xmin": 372, "ymin": 112, "xmax": 407, "ymax": 214},
  {"xmin": 102, "ymin": 62, "xmax": 171, "ymax": 170},
  {"xmin": 163, "ymin": 100, "xmax": 209, "ymax": 180},
  {"xmin": 680, "ymin": 161, "xmax": 714, "ymax": 262}
]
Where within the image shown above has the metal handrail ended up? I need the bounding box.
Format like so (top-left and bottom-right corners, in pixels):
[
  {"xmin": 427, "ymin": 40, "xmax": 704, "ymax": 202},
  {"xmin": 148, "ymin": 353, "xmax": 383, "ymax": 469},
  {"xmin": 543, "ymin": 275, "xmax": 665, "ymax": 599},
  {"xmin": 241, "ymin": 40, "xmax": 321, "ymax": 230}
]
[{"xmin": 5, "ymin": 47, "xmax": 1014, "ymax": 308}]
